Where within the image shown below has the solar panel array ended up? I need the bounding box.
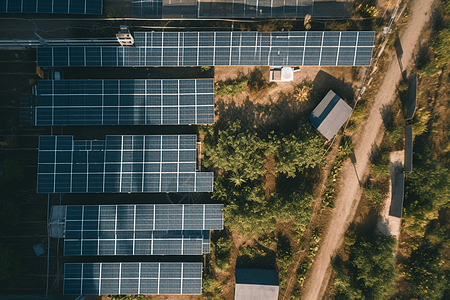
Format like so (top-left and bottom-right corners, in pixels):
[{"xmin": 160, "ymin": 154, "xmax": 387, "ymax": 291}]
[
  {"xmin": 0, "ymin": 0, "xmax": 102, "ymax": 14},
  {"xmin": 64, "ymin": 262, "xmax": 202, "ymax": 295},
  {"xmin": 28, "ymin": 79, "xmax": 214, "ymax": 126},
  {"xmin": 37, "ymin": 135, "xmax": 213, "ymax": 193},
  {"xmin": 63, "ymin": 204, "xmax": 222, "ymax": 255},
  {"xmin": 197, "ymin": 0, "xmax": 314, "ymax": 18},
  {"xmin": 37, "ymin": 31, "xmax": 375, "ymax": 67},
  {"xmin": 132, "ymin": 0, "xmax": 162, "ymax": 18}
]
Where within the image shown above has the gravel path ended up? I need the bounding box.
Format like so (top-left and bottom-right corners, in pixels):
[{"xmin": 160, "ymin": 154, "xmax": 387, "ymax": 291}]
[{"xmin": 301, "ymin": 0, "xmax": 436, "ymax": 299}]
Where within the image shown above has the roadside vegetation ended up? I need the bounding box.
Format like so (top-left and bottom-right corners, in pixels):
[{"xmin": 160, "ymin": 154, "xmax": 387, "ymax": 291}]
[
  {"xmin": 395, "ymin": 2, "xmax": 450, "ymax": 298},
  {"xmin": 201, "ymin": 78, "xmax": 328, "ymax": 298}
]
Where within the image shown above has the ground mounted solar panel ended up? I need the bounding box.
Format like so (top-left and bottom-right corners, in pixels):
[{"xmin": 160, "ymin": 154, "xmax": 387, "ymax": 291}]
[
  {"xmin": 27, "ymin": 79, "xmax": 214, "ymax": 126},
  {"xmin": 64, "ymin": 262, "xmax": 202, "ymax": 295},
  {"xmin": 37, "ymin": 135, "xmax": 213, "ymax": 193},
  {"xmin": 37, "ymin": 31, "xmax": 375, "ymax": 67},
  {"xmin": 62, "ymin": 204, "xmax": 223, "ymax": 255},
  {"xmin": 0, "ymin": 0, "xmax": 102, "ymax": 14}
]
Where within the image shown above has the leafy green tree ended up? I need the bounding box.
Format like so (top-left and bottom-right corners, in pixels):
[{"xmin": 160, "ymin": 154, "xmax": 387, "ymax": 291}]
[
  {"xmin": 273, "ymin": 123, "xmax": 324, "ymax": 177},
  {"xmin": 404, "ymin": 243, "xmax": 448, "ymax": 300},
  {"xmin": 403, "ymin": 158, "xmax": 450, "ymax": 237},
  {"xmin": 0, "ymin": 243, "xmax": 22, "ymax": 279},
  {"xmin": 202, "ymin": 121, "xmax": 268, "ymax": 181},
  {"xmin": 422, "ymin": 23, "xmax": 450, "ymax": 76},
  {"xmin": 334, "ymin": 234, "xmax": 397, "ymax": 300},
  {"xmin": 271, "ymin": 191, "xmax": 315, "ymax": 234},
  {"xmin": 214, "ymin": 177, "xmax": 274, "ymax": 238}
]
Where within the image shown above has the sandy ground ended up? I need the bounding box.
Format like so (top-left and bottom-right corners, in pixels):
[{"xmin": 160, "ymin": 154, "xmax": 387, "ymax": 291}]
[
  {"xmin": 376, "ymin": 151, "xmax": 404, "ymax": 237},
  {"xmin": 301, "ymin": 0, "xmax": 437, "ymax": 299}
]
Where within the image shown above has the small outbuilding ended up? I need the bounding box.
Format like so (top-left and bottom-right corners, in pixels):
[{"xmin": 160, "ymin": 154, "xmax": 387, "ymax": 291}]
[
  {"xmin": 309, "ymin": 90, "xmax": 352, "ymax": 140},
  {"xmin": 234, "ymin": 268, "xmax": 279, "ymax": 300}
]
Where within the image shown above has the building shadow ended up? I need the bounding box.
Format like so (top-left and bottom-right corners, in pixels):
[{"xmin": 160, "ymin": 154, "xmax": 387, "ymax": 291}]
[{"xmin": 312, "ymin": 70, "xmax": 355, "ymax": 105}]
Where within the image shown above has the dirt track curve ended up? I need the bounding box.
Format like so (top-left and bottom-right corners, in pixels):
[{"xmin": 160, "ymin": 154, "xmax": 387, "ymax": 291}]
[{"xmin": 301, "ymin": 0, "xmax": 437, "ymax": 299}]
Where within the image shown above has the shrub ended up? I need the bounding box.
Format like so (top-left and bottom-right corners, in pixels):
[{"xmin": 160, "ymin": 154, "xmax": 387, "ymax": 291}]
[
  {"xmin": 364, "ymin": 186, "xmax": 382, "ymax": 204},
  {"xmin": 203, "ymin": 275, "xmax": 223, "ymax": 300},
  {"xmin": 212, "ymin": 236, "xmax": 232, "ymax": 272},
  {"xmin": 334, "ymin": 234, "xmax": 397, "ymax": 300},
  {"xmin": 372, "ymin": 163, "xmax": 390, "ymax": 179},
  {"xmin": 386, "ymin": 126, "xmax": 403, "ymax": 144},
  {"xmin": 215, "ymin": 80, "xmax": 248, "ymax": 97}
]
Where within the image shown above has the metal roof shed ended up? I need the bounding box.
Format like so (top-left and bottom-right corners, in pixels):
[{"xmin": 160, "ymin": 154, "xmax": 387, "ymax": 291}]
[
  {"xmin": 234, "ymin": 268, "xmax": 279, "ymax": 300},
  {"xmin": 309, "ymin": 90, "xmax": 352, "ymax": 140}
]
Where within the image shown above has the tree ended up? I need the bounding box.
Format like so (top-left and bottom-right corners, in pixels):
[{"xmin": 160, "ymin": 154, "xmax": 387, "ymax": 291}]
[
  {"xmin": 271, "ymin": 191, "xmax": 315, "ymax": 234},
  {"xmin": 404, "ymin": 243, "xmax": 448, "ymax": 300},
  {"xmin": 202, "ymin": 120, "xmax": 268, "ymax": 181},
  {"xmin": 214, "ymin": 176, "xmax": 274, "ymax": 238},
  {"xmin": 334, "ymin": 234, "xmax": 397, "ymax": 300},
  {"xmin": 403, "ymin": 158, "xmax": 450, "ymax": 237},
  {"xmin": 273, "ymin": 123, "xmax": 324, "ymax": 177}
]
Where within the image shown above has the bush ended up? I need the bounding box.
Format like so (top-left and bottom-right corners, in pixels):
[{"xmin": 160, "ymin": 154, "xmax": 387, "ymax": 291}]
[
  {"xmin": 372, "ymin": 163, "xmax": 390, "ymax": 179},
  {"xmin": 363, "ymin": 186, "xmax": 382, "ymax": 204},
  {"xmin": 422, "ymin": 24, "xmax": 450, "ymax": 76},
  {"xmin": 203, "ymin": 275, "xmax": 223, "ymax": 300},
  {"xmin": 274, "ymin": 123, "xmax": 325, "ymax": 177},
  {"xmin": 212, "ymin": 236, "xmax": 232, "ymax": 272},
  {"xmin": 215, "ymin": 80, "xmax": 248, "ymax": 97},
  {"xmin": 386, "ymin": 126, "xmax": 403, "ymax": 144},
  {"xmin": 201, "ymin": 120, "xmax": 267, "ymax": 181},
  {"xmin": 276, "ymin": 235, "xmax": 295, "ymax": 290},
  {"xmin": 404, "ymin": 243, "xmax": 448, "ymax": 300},
  {"xmin": 334, "ymin": 234, "xmax": 397, "ymax": 300}
]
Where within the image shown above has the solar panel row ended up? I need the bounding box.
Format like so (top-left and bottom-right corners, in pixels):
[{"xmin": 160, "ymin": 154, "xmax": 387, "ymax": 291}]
[
  {"xmin": 36, "ymin": 31, "xmax": 375, "ymax": 67},
  {"xmin": 65, "ymin": 204, "xmax": 223, "ymax": 231},
  {"xmin": 63, "ymin": 204, "xmax": 221, "ymax": 255},
  {"xmin": 64, "ymin": 262, "xmax": 202, "ymax": 295},
  {"xmin": 65, "ymin": 229, "xmax": 210, "ymax": 256},
  {"xmin": 28, "ymin": 79, "xmax": 214, "ymax": 126},
  {"xmin": 37, "ymin": 135, "xmax": 214, "ymax": 193},
  {"xmin": 0, "ymin": 0, "xmax": 103, "ymax": 14}
]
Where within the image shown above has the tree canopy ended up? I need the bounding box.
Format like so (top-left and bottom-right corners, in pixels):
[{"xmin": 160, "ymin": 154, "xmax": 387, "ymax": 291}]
[
  {"xmin": 404, "ymin": 243, "xmax": 448, "ymax": 300},
  {"xmin": 273, "ymin": 123, "xmax": 324, "ymax": 177},
  {"xmin": 334, "ymin": 234, "xmax": 397, "ymax": 300}
]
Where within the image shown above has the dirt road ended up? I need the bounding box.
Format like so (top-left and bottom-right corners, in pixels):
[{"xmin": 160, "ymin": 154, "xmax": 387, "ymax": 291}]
[{"xmin": 301, "ymin": 0, "xmax": 437, "ymax": 299}]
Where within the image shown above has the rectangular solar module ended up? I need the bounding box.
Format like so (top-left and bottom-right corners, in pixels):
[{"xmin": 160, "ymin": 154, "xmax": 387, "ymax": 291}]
[
  {"xmin": 37, "ymin": 135, "xmax": 213, "ymax": 193},
  {"xmin": 27, "ymin": 79, "xmax": 214, "ymax": 126},
  {"xmin": 64, "ymin": 262, "xmax": 202, "ymax": 294},
  {"xmin": 63, "ymin": 204, "xmax": 222, "ymax": 255},
  {"xmin": 37, "ymin": 31, "xmax": 375, "ymax": 67},
  {"xmin": 0, "ymin": 0, "xmax": 102, "ymax": 14}
]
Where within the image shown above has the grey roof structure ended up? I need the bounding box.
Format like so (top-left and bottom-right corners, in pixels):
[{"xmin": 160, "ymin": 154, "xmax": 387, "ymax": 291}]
[
  {"xmin": 23, "ymin": 79, "xmax": 214, "ymax": 126},
  {"xmin": 37, "ymin": 31, "xmax": 375, "ymax": 67},
  {"xmin": 0, "ymin": 0, "xmax": 102, "ymax": 14},
  {"xmin": 235, "ymin": 268, "xmax": 279, "ymax": 300},
  {"xmin": 64, "ymin": 262, "xmax": 203, "ymax": 295},
  {"xmin": 406, "ymin": 74, "xmax": 417, "ymax": 120},
  {"xmin": 61, "ymin": 204, "xmax": 222, "ymax": 255},
  {"xmin": 389, "ymin": 173, "xmax": 405, "ymax": 218},
  {"xmin": 405, "ymin": 124, "xmax": 413, "ymax": 172},
  {"xmin": 37, "ymin": 135, "xmax": 213, "ymax": 193},
  {"xmin": 309, "ymin": 90, "xmax": 352, "ymax": 140}
]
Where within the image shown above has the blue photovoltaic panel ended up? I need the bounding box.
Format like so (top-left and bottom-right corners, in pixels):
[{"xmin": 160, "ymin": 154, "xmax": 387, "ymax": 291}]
[
  {"xmin": 64, "ymin": 262, "xmax": 202, "ymax": 295},
  {"xmin": 63, "ymin": 204, "xmax": 222, "ymax": 255},
  {"xmin": 0, "ymin": 0, "xmax": 102, "ymax": 14},
  {"xmin": 37, "ymin": 135, "xmax": 214, "ymax": 193},
  {"xmin": 37, "ymin": 31, "xmax": 375, "ymax": 67},
  {"xmin": 28, "ymin": 79, "xmax": 214, "ymax": 126}
]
